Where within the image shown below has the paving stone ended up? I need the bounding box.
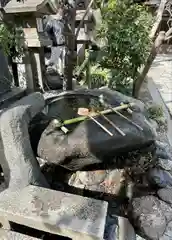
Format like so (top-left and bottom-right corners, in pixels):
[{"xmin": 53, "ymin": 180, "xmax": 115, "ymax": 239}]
[
  {"xmin": 148, "ymin": 54, "xmax": 172, "ymax": 116},
  {"xmin": 129, "ymin": 196, "xmax": 167, "ymax": 240},
  {"xmin": 0, "ymin": 185, "xmax": 108, "ymax": 240},
  {"xmin": 0, "ymin": 229, "xmax": 40, "ymax": 240}
]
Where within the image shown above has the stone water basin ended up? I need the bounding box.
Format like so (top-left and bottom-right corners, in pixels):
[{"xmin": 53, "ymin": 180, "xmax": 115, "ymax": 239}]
[{"xmin": 30, "ymin": 88, "xmax": 155, "ymax": 172}]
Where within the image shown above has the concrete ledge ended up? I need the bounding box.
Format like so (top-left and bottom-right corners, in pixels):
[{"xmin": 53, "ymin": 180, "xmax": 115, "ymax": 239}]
[
  {"xmin": 0, "ymin": 229, "xmax": 41, "ymax": 239},
  {"xmin": 0, "ymin": 185, "xmax": 108, "ymax": 240}
]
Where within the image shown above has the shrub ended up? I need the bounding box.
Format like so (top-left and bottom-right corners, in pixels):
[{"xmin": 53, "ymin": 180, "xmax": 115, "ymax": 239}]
[{"xmin": 91, "ymin": 0, "xmax": 153, "ymax": 95}]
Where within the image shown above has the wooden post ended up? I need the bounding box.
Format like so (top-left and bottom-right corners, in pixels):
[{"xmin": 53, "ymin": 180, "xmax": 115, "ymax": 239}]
[
  {"xmin": 24, "ymin": 49, "xmax": 35, "ymax": 93},
  {"xmin": 63, "ymin": 2, "xmax": 76, "ymax": 91},
  {"xmin": 30, "ymin": 47, "xmax": 44, "ymax": 92}
]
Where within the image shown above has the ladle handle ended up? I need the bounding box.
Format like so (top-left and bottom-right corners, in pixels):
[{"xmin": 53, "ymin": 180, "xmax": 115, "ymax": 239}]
[
  {"xmin": 100, "ymin": 113, "xmax": 126, "ymax": 136},
  {"xmin": 89, "ymin": 116, "xmax": 113, "ymax": 136}
]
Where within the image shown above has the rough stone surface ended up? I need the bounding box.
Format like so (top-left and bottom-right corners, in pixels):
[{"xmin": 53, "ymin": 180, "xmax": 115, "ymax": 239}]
[
  {"xmin": 157, "ymin": 188, "xmax": 172, "ymax": 205},
  {"xmin": 155, "ymin": 143, "xmax": 172, "ymax": 159},
  {"xmin": 68, "ymin": 169, "xmax": 125, "ymax": 195},
  {"xmin": 148, "ymin": 168, "xmax": 172, "ymax": 188},
  {"xmin": 0, "ymin": 185, "xmax": 108, "ymax": 240},
  {"xmin": 157, "ymin": 158, "xmax": 172, "ymax": 171},
  {"xmin": 0, "ymin": 93, "xmax": 49, "ymax": 190},
  {"xmin": 129, "ymin": 196, "xmax": 172, "ymax": 240},
  {"xmin": 155, "ymin": 150, "xmax": 171, "ymax": 160},
  {"xmin": 159, "ymin": 199, "xmax": 172, "ymax": 222},
  {"xmin": 77, "ymin": 170, "xmax": 107, "ymax": 186},
  {"xmin": 160, "ymin": 221, "xmax": 172, "ymax": 240},
  {"xmin": 0, "ymin": 229, "xmax": 40, "ymax": 239},
  {"xmin": 155, "ymin": 141, "xmax": 169, "ymax": 151}
]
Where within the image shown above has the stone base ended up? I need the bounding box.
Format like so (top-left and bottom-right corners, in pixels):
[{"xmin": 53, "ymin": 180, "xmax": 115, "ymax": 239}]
[
  {"xmin": 0, "ymin": 185, "xmax": 108, "ymax": 240},
  {"xmin": 0, "ymin": 229, "xmax": 40, "ymax": 240}
]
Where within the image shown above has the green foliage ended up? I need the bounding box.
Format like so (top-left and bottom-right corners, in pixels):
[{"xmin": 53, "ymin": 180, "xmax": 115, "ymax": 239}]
[
  {"xmin": 80, "ymin": 64, "xmax": 112, "ymax": 88},
  {"xmin": 147, "ymin": 105, "xmax": 164, "ymax": 120},
  {"xmin": 0, "ymin": 23, "xmax": 23, "ymax": 57},
  {"xmin": 90, "ymin": 0, "xmax": 153, "ymax": 94}
]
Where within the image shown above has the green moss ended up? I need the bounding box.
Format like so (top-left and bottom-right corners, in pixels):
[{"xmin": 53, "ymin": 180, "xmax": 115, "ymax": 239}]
[{"xmin": 147, "ymin": 105, "xmax": 164, "ymax": 120}]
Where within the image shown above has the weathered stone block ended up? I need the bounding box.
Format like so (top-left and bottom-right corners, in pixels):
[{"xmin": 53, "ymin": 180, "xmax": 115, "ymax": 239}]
[
  {"xmin": 0, "ymin": 185, "xmax": 108, "ymax": 240},
  {"xmin": 0, "ymin": 92, "xmax": 49, "ymax": 189}
]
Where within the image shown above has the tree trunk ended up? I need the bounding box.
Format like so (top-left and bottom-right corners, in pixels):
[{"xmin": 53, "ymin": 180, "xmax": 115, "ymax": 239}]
[
  {"xmin": 133, "ymin": 31, "xmax": 165, "ymax": 98},
  {"xmin": 132, "ymin": 0, "xmax": 167, "ymax": 98}
]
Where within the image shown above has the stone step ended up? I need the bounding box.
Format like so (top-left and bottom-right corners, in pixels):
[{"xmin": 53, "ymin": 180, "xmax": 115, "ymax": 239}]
[
  {"xmin": 0, "ymin": 229, "xmax": 41, "ymax": 240},
  {"xmin": 0, "ymin": 185, "xmax": 108, "ymax": 240}
]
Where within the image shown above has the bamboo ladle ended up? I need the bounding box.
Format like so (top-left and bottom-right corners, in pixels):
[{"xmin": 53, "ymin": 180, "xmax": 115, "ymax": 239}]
[{"xmin": 77, "ymin": 107, "xmax": 113, "ymax": 136}]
